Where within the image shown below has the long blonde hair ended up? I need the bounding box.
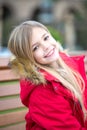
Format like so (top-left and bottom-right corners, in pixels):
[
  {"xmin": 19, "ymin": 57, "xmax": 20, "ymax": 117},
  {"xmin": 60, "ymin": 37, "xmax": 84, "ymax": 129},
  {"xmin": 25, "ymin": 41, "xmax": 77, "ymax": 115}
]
[{"xmin": 8, "ymin": 20, "xmax": 87, "ymax": 120}]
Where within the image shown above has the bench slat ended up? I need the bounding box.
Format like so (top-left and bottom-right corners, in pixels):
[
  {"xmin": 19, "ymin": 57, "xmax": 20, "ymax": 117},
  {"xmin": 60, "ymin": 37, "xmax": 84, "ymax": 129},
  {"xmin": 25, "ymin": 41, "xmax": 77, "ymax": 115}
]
[
  {"xmin": 0, "ymin": 69, "xmax": 19, "ymax": 81},
  {"xmin": 0, "ymin": 97, "xmax": 24, "ymax": 111},
  {"xmin": 0, "ymin": 58, "xmax": 10, "ymax": 69},
  {"xmin": 0, "ymin": 109, "xmax": 27, "ymax": 126},
  {"xmin": 0, "ymin": 83, "xmax": 20, "ymax": 96},
  {"xmin": 0, "ymin": 122, "xmax": 25, "ymax": 130}
]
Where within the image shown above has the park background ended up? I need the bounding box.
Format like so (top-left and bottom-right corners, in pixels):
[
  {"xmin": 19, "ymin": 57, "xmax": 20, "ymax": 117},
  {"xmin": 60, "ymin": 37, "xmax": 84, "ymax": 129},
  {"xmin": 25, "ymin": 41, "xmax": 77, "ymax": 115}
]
[{"xmin": 0, "ymin": 0, "xmax": 87, "ymax": 57}]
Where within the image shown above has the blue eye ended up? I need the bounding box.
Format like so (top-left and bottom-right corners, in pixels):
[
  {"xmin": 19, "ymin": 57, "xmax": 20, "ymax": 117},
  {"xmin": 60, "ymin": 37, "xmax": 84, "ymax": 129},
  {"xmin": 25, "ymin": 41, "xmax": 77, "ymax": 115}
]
[{"xmin": 44, "ymin": 36, "xmax": 49, "ymax": 41}]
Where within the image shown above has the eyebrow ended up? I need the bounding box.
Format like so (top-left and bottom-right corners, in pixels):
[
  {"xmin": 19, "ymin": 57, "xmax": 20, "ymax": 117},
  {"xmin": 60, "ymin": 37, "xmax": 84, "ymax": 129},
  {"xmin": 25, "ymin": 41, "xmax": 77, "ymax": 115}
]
[{"xmin": 32, "ymin": 33, "xmax": 47, "ymax": 47}]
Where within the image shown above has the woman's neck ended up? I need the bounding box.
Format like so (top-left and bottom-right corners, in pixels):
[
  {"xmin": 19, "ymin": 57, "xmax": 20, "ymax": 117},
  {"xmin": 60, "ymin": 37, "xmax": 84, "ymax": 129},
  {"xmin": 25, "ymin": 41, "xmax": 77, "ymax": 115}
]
[{"xmin": 50, "ymin": 61, "xmax": 61, "ymax": 70}]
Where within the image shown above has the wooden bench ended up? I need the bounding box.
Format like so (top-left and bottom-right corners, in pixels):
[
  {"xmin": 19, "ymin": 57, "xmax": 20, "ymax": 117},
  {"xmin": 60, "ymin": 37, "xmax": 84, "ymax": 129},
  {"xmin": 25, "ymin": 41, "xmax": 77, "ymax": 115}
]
[
  {"xmin": 0, "ymin": 51, "xmax": 87, "ymax": 130},
  {"xmin": 0, "ymin": 57, "xmax": 27, "ymax": 130}
]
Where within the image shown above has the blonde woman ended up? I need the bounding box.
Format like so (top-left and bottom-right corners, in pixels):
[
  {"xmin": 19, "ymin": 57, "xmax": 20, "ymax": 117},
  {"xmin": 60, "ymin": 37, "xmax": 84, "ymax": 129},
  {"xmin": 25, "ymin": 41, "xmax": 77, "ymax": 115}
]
[{"xmin": 8, "ymin": 21, "xmax": 87, "ymax": 130}]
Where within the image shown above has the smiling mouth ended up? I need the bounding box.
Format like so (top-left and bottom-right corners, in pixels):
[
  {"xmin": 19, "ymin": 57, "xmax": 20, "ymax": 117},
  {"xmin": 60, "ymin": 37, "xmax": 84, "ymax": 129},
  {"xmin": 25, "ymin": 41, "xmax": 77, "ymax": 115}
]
[{"xmin": 44, "ymin": 48, "xmax": 55, "ymax": 58}]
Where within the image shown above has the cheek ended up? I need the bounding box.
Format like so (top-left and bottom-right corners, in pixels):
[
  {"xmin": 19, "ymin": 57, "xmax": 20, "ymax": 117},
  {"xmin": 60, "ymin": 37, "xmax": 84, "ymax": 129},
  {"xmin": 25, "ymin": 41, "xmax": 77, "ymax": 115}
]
[
  {"xmin": 33, "ymin": 50, "xmax": 43, "ymax": 61},
  {"xmin": 50, "ymin": 37, "xmax": 57, "ymax": 45}
]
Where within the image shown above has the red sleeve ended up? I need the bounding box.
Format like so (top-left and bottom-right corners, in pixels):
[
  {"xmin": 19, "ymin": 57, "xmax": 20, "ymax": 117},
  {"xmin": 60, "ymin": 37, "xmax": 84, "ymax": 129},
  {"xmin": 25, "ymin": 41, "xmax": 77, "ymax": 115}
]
[
  {"xmin": 71, "ymin": 55, "xmax": 87, "ymax": 110},
  {"xmin": 70, "ymin": 56, "xmax": 87, "ymax": 118},
  {"xmin": 29, "ymin": 85, "xmax": 87, "ymax": 130},
  {"xmin": 20, "ymin": 79, "xmax": 36, "ymax": 107},
  {"xmin": 71, "ymin": 55, "xmax": 87, "ymax": 82}
]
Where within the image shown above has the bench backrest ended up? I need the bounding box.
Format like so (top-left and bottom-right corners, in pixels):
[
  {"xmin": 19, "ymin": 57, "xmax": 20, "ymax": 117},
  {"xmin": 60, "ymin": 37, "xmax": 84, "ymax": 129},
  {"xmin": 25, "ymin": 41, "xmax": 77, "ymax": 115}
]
[{"xmin": 0, "ymin": 57, "xmax": 27, "ymax": 130}]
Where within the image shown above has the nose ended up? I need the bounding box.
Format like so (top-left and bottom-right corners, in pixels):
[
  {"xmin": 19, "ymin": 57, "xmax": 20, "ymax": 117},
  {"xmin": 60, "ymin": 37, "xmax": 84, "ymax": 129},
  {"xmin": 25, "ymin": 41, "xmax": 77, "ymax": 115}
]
[{"xmin": 41, "ymin": 42, "xmax": 50, "ymax": 51}]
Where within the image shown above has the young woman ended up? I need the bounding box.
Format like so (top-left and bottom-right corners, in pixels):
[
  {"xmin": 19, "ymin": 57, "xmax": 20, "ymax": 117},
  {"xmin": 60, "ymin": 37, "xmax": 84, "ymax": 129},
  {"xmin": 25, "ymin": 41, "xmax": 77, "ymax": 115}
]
[{"xmin": 8, "ymin": 21, "xmax": 87, "ymax": 130}]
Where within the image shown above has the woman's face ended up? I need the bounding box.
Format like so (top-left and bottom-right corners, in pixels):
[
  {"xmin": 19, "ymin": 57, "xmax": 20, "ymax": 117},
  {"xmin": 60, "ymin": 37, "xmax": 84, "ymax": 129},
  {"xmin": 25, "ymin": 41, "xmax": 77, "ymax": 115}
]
[{"xmin": 31, "ymin": 27, "xmax": 59, "ymax": 68}]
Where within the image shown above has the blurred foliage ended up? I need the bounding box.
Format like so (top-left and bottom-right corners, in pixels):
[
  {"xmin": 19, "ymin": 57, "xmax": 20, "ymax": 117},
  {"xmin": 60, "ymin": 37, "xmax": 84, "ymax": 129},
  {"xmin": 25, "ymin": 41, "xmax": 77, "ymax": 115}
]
[
  {"xmin": 77, "ymin": 29, "xmax": 87, "ymax": 50},
  {"xmin": 2, "ymin": 19, "xmax": 64, "ymax": 47},
  {"xmin": 84, "ymin": 0, "xmax": 87, "ymax": 8},
  {"xmin": 2, "ymin": 19, "xmax": 15, "ymax": 47},
  {"xmin": 47, "ymin": 26, "xmax": 64, "ymax": 44}
]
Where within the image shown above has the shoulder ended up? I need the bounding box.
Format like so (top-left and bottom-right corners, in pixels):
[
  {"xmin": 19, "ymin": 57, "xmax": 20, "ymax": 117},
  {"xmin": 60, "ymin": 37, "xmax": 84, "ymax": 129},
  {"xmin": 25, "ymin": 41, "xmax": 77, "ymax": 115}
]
[
  {"xmin": 60, "ymin": 52, "xmax": 86, "ymax": 80},
  {"xmin": 59, "ymin": 52, "xmax": 80, "ymax": 70},
  {"xmin": 60, "ymin": 51, "xmax": 85, "ymax": 68},
  {"xmin": 29, "ymin": 79, "xmax": 73, "ymax": 107},
  {"xmin": 29, "ymin": 82, "xmax": 72, "ymax": 109},
  {"xmin": 20, "ymin": 78, "xmax": 37, "ymax": 106}
]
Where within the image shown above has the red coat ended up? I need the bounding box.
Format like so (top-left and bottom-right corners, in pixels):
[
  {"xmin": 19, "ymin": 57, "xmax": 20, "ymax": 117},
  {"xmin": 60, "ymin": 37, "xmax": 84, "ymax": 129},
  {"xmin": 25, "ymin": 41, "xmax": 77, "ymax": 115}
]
[{"xmin": 20, "ymin": 53, "xmax": 87, "ymax": 130}]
